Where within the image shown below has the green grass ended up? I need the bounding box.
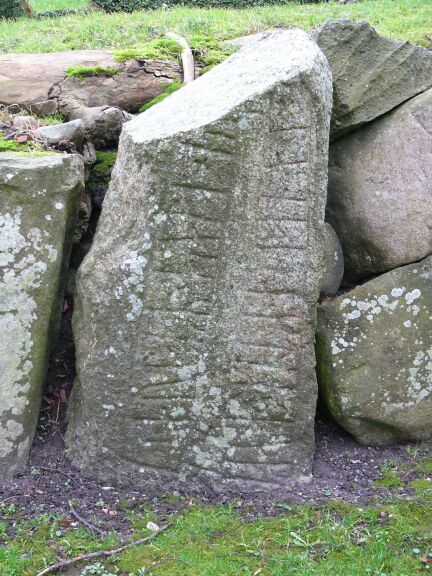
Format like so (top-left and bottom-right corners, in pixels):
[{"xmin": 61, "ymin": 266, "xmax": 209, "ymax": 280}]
[
  {"xmin": 2, "ymin": 0, "xmax": 431, "ymax": 55},
  {"xmin": 32, "ymin": 0, "xmax": 88, "ymax": 11},
  {"xmin": 1, "ymin": 497, "xmax": 431, "ymax": 576}
]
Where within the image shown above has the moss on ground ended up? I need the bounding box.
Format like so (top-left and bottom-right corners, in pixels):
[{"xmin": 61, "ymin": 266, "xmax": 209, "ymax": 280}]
[
  {"xmin": 114, "ymin": 38, "xmax": 182, "ymax": 62},
  {"xmin": 65, "ymin": 65, "xmax": 119, "ymax": 78}
]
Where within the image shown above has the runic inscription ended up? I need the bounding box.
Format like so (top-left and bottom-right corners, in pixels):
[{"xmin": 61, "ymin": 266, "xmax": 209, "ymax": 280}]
[{"xmin": 66, "ymin": 29, "xmax": 332, "ymax": 492}]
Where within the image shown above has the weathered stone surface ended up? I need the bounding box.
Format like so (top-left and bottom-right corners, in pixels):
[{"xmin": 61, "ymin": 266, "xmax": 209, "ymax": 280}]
[
  {"xmin": 63, "ymin": 104, "xmax": 132, "ymax": 149},
  {"xmin": 327, "ymin": 88, "xmax": 432, "ymax": 282},
  {"xmin": 320, "ymin": 223, "xmax": 344, "ymax": 297},
  {"xmin": 0, "ymin": 50, "xmax": 182, "ymax": 115},
  {"xmin": 66, "ymin": 29, "xmax": 332, "ymax": 492},
  {"xmin": 311, "ymin": 19, "xmax": 432, "ymax": 139},
  {"xmin": 316, "ymin": 255, "xmax": 432, "ymax": 445},
  {"xmin": 0, "ymin": 152, "xmax": 83, "ymax": 482},
  {"xmin": 36, "ymin": 119, "xmax": 85, "ymax": 149}
]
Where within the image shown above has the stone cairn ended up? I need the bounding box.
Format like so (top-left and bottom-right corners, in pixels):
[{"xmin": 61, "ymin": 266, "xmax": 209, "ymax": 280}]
[{"xmin": 0, "ymin": 19, "xmax": 431, "ymax": 489}]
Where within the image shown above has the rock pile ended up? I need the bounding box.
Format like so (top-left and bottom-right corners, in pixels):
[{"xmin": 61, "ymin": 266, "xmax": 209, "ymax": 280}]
[{"xmin": 0, "ymin": 19, "xmax": 431, "ymax": 488}]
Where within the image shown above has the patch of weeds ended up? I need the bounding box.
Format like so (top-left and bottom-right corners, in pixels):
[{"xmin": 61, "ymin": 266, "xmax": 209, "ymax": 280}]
[
  {"xmin": 38, "ymin": 113, "xmax": 65, "ymax": 125},
  {"xmin": 94, "ymin": 150, "xmax": 117, "ymax": 174},
  {"xmin": 65, "ymin": 65, "xmax": 119, "ymax": 79},
  {"xmin": 374, "ymin": 471, "xmax": 404, "ymax": 490},
  {"xmin": 414, "ymin": 458, "xmax": 432, "ymax": 475},
  {"xmin": 139, "ymin": 81, "xmax": 183, "ymax": 113},
  {"xmin": 409, "ymin": 478, "xmax": 432, "ymax": 497},
  {"xmin": 79, "ymin": 563, "xmax": 117, "ymax": 575},
  {"xmin": 374, "ymin": 461, "xmax": 405, "ymax": 490},
  {"xmin": 0, "ymin": 503, "xmax": 17, "ymax": 517},
  {"xmin": 161, "ymin": 492, "xmax": 183, "ymax": 505},
  {"xmin": 114, "ymin": 38, "xmax": 182, "ymax": 63}
]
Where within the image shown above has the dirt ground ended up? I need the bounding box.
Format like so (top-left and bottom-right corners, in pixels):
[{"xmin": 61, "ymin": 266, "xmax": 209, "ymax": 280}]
[{"xmin": 1, "ymin": 301, "xmax": 430, "ymax": 533}]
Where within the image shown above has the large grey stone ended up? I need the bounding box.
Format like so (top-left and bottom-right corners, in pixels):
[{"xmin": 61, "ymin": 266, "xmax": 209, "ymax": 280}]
[
  {"xmin": 327, "ymin": 88, "xmax": 432, "ymax": 282},
  {"xmin": 0, "ymin": 152, "xmax": 83, "ymax": 482},
  {"xmin": 311, "ymin": 19, "xmax": 432, "ymax": 139},
  {"xmin": 316, "ymin": 255, "xmax": 432, "ymax": 445},
  {"xmin": 66, "ymin": 29, "xmax": 332, "ymax": 492}
]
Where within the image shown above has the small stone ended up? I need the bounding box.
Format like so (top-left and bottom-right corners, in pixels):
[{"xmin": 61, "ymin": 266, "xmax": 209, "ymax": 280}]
[{"xmin": 37, "ymin": 119, "xmax": 85, "ymax": 150}]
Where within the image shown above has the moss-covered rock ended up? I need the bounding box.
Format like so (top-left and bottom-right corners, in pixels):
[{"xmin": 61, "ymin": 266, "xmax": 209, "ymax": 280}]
[{"xmin": 317, "ymin": 255, "xmax": 432, "ymax": 445}]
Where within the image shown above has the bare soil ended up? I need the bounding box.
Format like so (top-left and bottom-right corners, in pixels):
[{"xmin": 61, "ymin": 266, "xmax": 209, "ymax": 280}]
[{"xmin": 1, "ymin": 300, "xmax": 430, "ymax": 533}]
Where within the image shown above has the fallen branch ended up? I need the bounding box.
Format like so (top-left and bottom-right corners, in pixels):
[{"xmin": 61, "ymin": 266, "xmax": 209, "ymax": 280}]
[
  {"xmin": 35, "ymin": 522, "xmax": 172, "ymax": 576},
  {"xmin": 69, "ymin": 499, "xmax": 106, "ymax": 538},
  {"xmin": 166, "ymin": 32, "xmax": 195, "ymax": 84}
]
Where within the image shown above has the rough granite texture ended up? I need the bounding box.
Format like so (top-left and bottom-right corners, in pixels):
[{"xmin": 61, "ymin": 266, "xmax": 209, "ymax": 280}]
[
  {"xmin": 66, "ymin": 29, "xmax": 332, "ymax": 493},
  {"xmin": 0, "ymin": 152, "xmax": 83, "ymax": 482},
  {"xmin": 316, "ymin": 255, "xmax": 432, "ymax": 445},
  {"xmin": 311, "ymin": 19, "xmax": 432, "ymax": 140},
  {"xmin": 327, "ymin": 88, "xmax": 432, "ymax": 282},
  {"xmin": 320, "ymin": 222, "xmax": 344, "ymax": 297}
]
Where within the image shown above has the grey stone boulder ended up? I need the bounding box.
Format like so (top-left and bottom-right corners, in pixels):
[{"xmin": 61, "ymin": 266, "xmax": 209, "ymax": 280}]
[
  {"xmin": 36, "ymin": 119, "xmax": 85, "ymax": 150},
  {"xmin": 327, "ymin": 88, "xmax": 432, "ymax": 282},
  {"xmin": 320, "ymin": 222, "xmax": 344, "ymax": 297},
  {"xmin": 0, "ymin": 152, "xmax": 83, "ymax": 482},
  {"xmin": 66, "ymin": 29, "xmax": 332, "ymax": 493},
  {"xmin": 311, "ymin": 19, "xmax": 432, "ymax": 139},
  {"xmin": 316, "ymin": 255, "xmax": 432, "ymax": 445}
]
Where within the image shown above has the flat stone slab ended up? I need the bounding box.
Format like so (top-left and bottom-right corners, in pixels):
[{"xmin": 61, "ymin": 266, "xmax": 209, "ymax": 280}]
[
  {"xmin": 67, "ymin": 29, "xmax": 332, "ymax": 493},
  {"xmin": 0, "ymin": 152, "xmax": 83, "ymax": 482},
  {"xmin": 316, "ymin": 255, "xmax": 432, "ymax": 445}
]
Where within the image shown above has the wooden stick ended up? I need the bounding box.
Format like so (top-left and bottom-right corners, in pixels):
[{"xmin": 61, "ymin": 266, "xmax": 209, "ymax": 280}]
[
  {"xmin": 35, "ymin": 522, "xmax": 172, "ymax": 576},
  {"xmin": 68, "ymin": 500, "xmax": 106, "ymax": 538},
  {"xmin": 166, "ymin": 32, "xmax": 195, "ymax": 83}
]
